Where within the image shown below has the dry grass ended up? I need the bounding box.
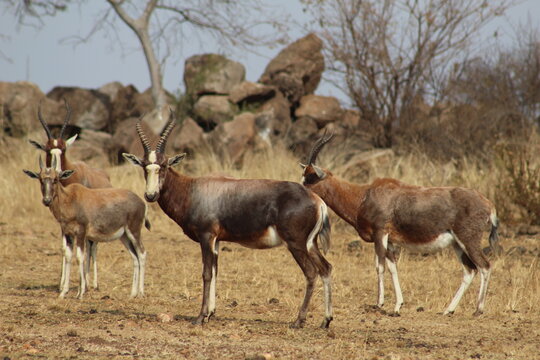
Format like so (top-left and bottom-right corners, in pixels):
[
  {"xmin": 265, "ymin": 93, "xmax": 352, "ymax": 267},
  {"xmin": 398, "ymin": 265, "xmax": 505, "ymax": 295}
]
[{"xmin": 1, "ymin": 136, "xmax": 539, "ymax": 359}]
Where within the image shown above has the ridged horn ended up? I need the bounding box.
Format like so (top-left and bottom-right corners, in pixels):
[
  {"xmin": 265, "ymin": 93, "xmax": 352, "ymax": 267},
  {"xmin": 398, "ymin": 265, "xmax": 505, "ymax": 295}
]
[
  {"xmin": 155, "ymin": 108, "xmax": 176, "ymax": 154},
  {"xmin": 59, "ymin": 98, "xmax": 71, "ymax": 138},
  {"xmin": 135, "ymin": 116, "xmax": 151, "ymax": 154},
  {"xmin": 307, "ymin": 130, "xmax": 334, "ymax": 165},
  {"xmin": 37, "ymin": 100, "xmax": 53, "ymax": 140}
]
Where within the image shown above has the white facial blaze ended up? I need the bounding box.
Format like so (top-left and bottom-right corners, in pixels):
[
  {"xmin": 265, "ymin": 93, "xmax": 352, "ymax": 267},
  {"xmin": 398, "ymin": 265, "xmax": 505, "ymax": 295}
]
[
  {"xmin": 50, "ymin": 149, "xmax": 63, "ymax": 172},
  {"xmin": 145, "ymin": 164, "xmax": 160, "ymax": 195},
  {"xmin": 145, "ymin": 151, "xmax": 160, "ymax": 196}
]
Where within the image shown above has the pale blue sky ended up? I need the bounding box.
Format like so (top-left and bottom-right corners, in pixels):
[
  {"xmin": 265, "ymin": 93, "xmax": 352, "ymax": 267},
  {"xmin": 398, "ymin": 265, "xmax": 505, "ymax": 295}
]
[{"xmin": 1, "ymin": 1, "xmax": 538, "ymax": 100}]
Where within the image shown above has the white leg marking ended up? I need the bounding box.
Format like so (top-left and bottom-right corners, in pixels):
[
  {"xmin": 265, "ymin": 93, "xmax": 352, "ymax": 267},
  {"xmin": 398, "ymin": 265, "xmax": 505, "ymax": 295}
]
[
  {"xmin": 376, "ymin": 252, "xmax": 385, "ymax": 307},
  {"xmin": 322, "ymin": 275, "xmax": 333, "ymax": 320},
  {"xmin": 386, "ymin": 257, "xmax": 403, "ymax": 313},
  {"xmin": 90, "ymin": 241, "xmax": 98, "ymax": 290},
  {"xmin": 208, "ymin": 265, "xmax": 217, "ymax": 314},
  {"xmin": 124, "ymin": 228, "xmax": 141, "ymax": 298},
  {"xmin": 59, "ymin": 234, "xmax": 67, "ymax": 291},
  {"xmin": 60, "ymin": 237, "xmax": 73, "ymax": 298},
  {"xmin": 375, "ymin": 234, "xmax": 389, "ymax": 307},
  {"xmin": 76, "ymin": 245, "xmax": 86, "ymax": 299},
  {"xmin": 476, "ymin": 267, "xmax": 491, "ymax": 314},
  {"xmin": 445, "ymin": 245, "xmax": 476, "ymax": 314}
]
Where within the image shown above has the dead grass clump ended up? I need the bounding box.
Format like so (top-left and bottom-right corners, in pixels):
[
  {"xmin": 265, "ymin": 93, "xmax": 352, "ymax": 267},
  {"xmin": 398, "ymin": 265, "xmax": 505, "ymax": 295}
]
[{"xmin": 495, "ymin": 134, "xmax": 540, "ymax": 226}]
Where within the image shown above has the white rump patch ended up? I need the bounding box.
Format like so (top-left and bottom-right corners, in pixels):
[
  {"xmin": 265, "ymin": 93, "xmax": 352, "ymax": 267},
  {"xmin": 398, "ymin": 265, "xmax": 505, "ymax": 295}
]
[
  {"xmin": 401, "ymin": 232, "xmax": 455, "ymax": 254},
  {"xmin": 53, "ymin": 139, "xmax": 58, "ymax": 146},
  {"xmin": 260, "ymin": 226, "xmax": 283, "ymax": 248}
]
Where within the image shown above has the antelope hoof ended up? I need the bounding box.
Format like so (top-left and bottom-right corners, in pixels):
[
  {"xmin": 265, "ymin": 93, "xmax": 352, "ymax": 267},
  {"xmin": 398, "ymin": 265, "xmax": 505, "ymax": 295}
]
[
  {"xmin": 389, "ymin": 311, "xmax": 401, "ymax": 317},
  {"xmin": 290, "ymin": 318, "xmax": 306, "ymax": 329},
  {"xmin": 473, "ymin": 310, "xmax": 484, "ymax": 317},
  {"xmin": 58, "ymin": 292, "xmax": 67, "ymax": 299},
  {"xmin": 192, "ymin": 312, "xmax": 212, "ymax": 326},
  {"xmin": 320, "ymin": 317, "xmax": 333, "ymax": 329},
  {"xmin": 443, "ymin": 310, "xmax": 454, "ymax": 316}
]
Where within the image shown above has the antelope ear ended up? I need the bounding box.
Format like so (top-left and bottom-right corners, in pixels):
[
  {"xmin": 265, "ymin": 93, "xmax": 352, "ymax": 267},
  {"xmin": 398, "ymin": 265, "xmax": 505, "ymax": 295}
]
[
  {"xmin": 168, "ymin": 153, "xmax": 186, "ymax": 167},
  {"xmin": 59, "ymin": 169, "xmax": 75, "ymax": 180},
  {"xmin": 29, "ymin": 140, "xmax": 46, "ymax": 151},
  {"xmin": 66, "ymin": 134, "xmax": 78, "ymax": 146},
  {"xmin": 23, "ymin": 169, "xmax": 40, "ymax": 179},
  {"xmin": 299, "ymin": 163, "xmax": 307, "ymax": 169},
  {"xmin": 314, "ymin": 165, "xmax": 326, "ymax": 179},
  {"xmin": 122, "ymin": 153, "xmax": 143, "ymax": 167}
]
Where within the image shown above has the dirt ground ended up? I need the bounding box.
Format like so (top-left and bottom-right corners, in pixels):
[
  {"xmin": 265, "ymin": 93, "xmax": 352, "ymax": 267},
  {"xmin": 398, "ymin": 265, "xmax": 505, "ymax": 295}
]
[{"xmin": 0, "ymin": 217, "xmax": 539, "ymax": 359}]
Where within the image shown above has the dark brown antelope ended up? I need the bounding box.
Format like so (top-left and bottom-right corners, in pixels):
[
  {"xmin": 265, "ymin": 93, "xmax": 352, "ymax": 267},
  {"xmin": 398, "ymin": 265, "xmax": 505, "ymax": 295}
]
[
  {"xmin": 123, "ymin": 112, "xmax": 333, "ymax": 328},
  {"xmin": 29, "ymin": 99, "xmax": 112, "ymax": 293},
  {"xmin": 24, "ymin": 156, "xmax": 149, "ymax": 299},
  {"xmin": 301, "ymin": 133, "xmax": 499, "ymax": 316}
]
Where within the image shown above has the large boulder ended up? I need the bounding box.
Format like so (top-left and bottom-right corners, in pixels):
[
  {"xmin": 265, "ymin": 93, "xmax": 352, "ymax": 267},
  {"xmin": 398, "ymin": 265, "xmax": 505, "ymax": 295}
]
[
  {"xmin": 259, "ymin": 33, "xmax": 324, "ymax": 104},
  {"xmin": 99, "ymin": 82, "xmax": 140, "ymax": 132},
  {"xmin": 193, "ymin": 95, "xmax": 237, "ymax": 130},
  {"xmin": 184, "ymin": 54, "xmax": 245, "ymax": 96},
  {"xmin": 257, "ymin": 90, "xmax": 292, "ymax": 139},
  {"xmin": 295, "ymin": 94, "xmax": 344, "ymax": 128},
  {"xmin": 69, "ymin": 129, "xmax": 112, "ymax": 168},
  {"xmin": 209, "ymin": 112, "xmax": 261, "ymax": 164},
  {"xmin": 47, "ymin": 86, "xmax": 111, "ymax": 131},
  {"xmin": 168, "ymin": 117, "xmax": 206, "ymax": 155},
  {"xmin": 287, "ymin": 116, "xmax": 319, "ymax": 156},
  {"xmin": 109, "ymin": 117, "xmax": 158, "ymax": 164},
  {"xmin": 0, "ymin": 81, "xmax": 50, "ymax": 137},
  {"xmin": 228, "ymin": 81, "xmax": 276, "ymax": 104}
]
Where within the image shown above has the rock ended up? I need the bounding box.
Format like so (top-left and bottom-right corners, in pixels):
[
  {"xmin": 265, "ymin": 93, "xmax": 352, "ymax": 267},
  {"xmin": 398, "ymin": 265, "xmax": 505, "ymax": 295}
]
[
  {"xmin": 287, "ymin": 117, "xmax": 319, "ymax": 156},
  {"xmin": 69, "ymin": 129, "xmax": 112, "ymax": 168},
  {"xmin": 257, "ymin": 90, "xmax": 291, "ymax": 139},
  {"xmin": 109, "ymin": 117, "xmax": 158, "ymax": 163},
  {"xmin": 0, "ymin": 81, "xmax": 49, "ymax": 137},
  {"xmin": 168, "ymin": 117, "xmax": 206, "ymax": 155},
  {"xmin": 142, "ymin": 106, "xmax": 172, "ymax": 135},
  {"xmin": 342, "ymin": 109, "xmax": 361, "ymax": 129},
  {"xmin": 295, "ymin": 94, "xmax": 344, "ymax": 127},
  {"xmin": 131, "ymin": 88, "xmax": 155, "ymax": 117},
  {"xmin": 99, "ymin": 82, "xmax": 140, "ymax": 132},
  {"xmin": 259, "ymin": 33, "xmax": 324, "ymax": 104},
  {"xmin": 193, "ymin": 95, "xmax": 237, "ymax": 130},
  {"xmin": 228, "ymin": 81, "xmax": 276, "ymax": 104},
  {"xmin": 47, "ymin": 86, "xmax": 111, "ymax": 131},
  {"xmin": 157, "ymin": 313, "xmax": 173, "ymax": 323},
  {"xmin": 184, "ymin": 54, "xmax": 245, "ymax": 96},
  {"xmin": 209, "ymin": 112, "xmax": 261, "ymax": 164}
]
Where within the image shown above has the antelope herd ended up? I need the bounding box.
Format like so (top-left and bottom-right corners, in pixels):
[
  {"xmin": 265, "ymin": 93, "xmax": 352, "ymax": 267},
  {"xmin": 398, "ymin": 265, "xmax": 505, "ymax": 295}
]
[{"xmin": 23, "ymin": 101, "xmax": 501, "ymax": 328}]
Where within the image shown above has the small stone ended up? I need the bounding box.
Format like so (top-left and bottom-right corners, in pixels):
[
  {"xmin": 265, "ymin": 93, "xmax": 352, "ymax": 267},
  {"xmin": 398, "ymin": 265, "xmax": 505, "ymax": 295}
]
[{"xmin": 157, "ymin": 313, "xmax": 173, "ymax": 323}]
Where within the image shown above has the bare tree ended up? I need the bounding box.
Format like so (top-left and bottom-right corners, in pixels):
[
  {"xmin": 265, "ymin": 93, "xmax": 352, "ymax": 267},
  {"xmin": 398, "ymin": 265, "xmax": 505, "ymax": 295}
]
[
  {"xmin": 303, "ymin": 0, "xmax": 514, "ymax": 147},
  {"xmin": 5, "ymin": 0, "xmax": 290, "ymax": 109},
  {"xmin": 451, "ymin": 25, "xmax": 540, "ymax": 122}
]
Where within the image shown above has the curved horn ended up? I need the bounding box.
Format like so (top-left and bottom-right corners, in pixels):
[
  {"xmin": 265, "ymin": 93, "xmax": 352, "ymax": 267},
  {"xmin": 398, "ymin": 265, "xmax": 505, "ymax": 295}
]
[
  {"xmin": 155, "ymin": 108, "xmax": 176, "ymax": 153},
  {"xmin": 307, "ymin": 130, "xmax": 334, "ymax": 165},
  {"xmin": 37, "ymin": 100, "xmax": 53, "ymax": 140},
  {"xmin": 59, "ymin": 98, "xmax": 71, "ymax": 139},
  {"xmin": 135, "ymin": 118, "xmax": 151, "ymax": 154}
]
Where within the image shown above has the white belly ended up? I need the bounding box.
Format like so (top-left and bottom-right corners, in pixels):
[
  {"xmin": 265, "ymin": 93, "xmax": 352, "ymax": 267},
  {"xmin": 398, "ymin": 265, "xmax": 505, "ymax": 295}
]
[
  {"xmin": 88, "ymin": 227, "xmax": 125, "ymax": 243},
  {"xmin": 400, "ymin": 232, "xmax": 455, "ymax": 254}
]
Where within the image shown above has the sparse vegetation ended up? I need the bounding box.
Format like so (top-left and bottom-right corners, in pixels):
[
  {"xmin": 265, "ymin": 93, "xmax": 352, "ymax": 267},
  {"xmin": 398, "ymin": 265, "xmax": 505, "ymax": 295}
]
[{"xmin": 1, "ymin": 135, "xmax": 539, "ymax": 359}]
